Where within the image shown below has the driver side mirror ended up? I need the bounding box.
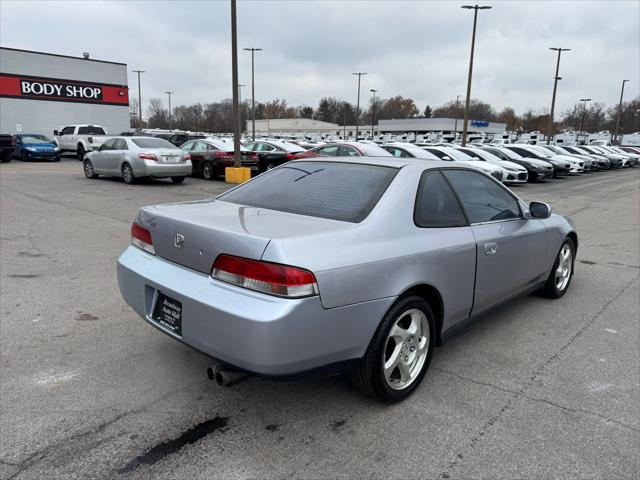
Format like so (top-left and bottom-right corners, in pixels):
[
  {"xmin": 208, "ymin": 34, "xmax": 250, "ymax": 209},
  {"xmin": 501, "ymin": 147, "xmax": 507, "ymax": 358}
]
[
  {"xmin": 529, "ymin": 201, "xmax": 552, "ymax": 219},
  {"xmin": 53, "ymin": 130, "xmax": 59, "ymax": 136}
]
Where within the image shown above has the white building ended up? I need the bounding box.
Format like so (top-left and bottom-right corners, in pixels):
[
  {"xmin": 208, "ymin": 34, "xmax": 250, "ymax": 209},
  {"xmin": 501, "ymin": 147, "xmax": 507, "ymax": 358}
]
[{"xmin": 0, "ymin": 47, "xmax": 130, "ymax": 135}]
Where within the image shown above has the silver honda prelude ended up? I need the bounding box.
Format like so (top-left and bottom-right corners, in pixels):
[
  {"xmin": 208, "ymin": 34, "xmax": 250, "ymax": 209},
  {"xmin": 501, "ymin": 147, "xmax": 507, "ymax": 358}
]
[
  {"xmin": 117, "ymin": 158, "xmax": 577, "ymax": 402},
  {"xmin": 83, "ymin": 136, "xmax": 192, "ymax": 184}
]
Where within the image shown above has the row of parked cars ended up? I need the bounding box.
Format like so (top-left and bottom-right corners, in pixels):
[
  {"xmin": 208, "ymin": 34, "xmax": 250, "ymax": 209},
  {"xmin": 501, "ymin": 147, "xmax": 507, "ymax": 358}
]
[
  {"xmin": 80, "ymin": 134, "xmax": 640, "ymax": 185},
  {"xmin": 2, "ymin": 127, "xmax": 638, "ymax": 185}
]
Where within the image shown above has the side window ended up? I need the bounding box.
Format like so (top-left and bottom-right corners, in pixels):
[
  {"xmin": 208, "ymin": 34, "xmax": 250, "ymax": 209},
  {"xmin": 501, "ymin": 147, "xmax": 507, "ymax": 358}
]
[
  {"xmin": 443, "ymin": 170, "xmax": 521, "ymax": 223},
  {"xmin": 508, "ymin": 147, "xmax": 530, "ymax": 157},
  {"xmin": 414, "ymin": 171, "xmax": 467, "ymax": 227},
  {"xmin": 339, "ymin": 146, "xmax": 359, "ymax": 157},
  {"xmin": 260, "ymin": 143, "xmax": 276, "ymax": 152},
  {"xmin": 181, "ymin": 141, "xmax": 194, "ymax": 151},
  {"xmin": 61, "ymin": 127, "xmax": 74, "ymax": 135},
  {"xmin": 318, "ymin": 146, "xmax": 339, "ymax": 156},
  {"xmin": 192, "ymin": 141, "xmax": 208, "ymax": 153},
  {"xmin": 206, "ymin": 143, "xmax": 219, "ymax": 151},
  {"xmin": 101, "ymin": 138, "xmax": 117, "ymax": 150},
  {"xmin": 244, "ymin": 143, "xmax": 255, "ymax": 151},
  {"xmin": 114, "ymin": 139, "xmax": 128, "ymax": 150}
]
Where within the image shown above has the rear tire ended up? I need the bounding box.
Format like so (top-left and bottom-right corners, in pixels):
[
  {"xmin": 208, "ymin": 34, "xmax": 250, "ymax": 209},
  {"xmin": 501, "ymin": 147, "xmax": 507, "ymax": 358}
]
[
  {"xmin": 201, "ymin": 161, "xmax": 214, "ymax": 180},
  {"xmin": 0, "ymin": 152, "xmax": 10, "ymax": 163},
  {"xmin": 77, "ymin": 145, "xmax": 85, "ymax": 161},
  {"xmin": 171, "ymin": 176, "xmax": 185, "ymax": 184},
  {"xmin": 350, "ymin": 296, "xmax": 435, "ymax": 403},
  {"xmin": 538, "ymin": 237, "xmax": 575, "ymax": 299},
  {"xmin": 122, "ymin": 163, "xmax": 136, "ymax": 184},
  {"xmin": 83, "ymin": 159, "xmax": 98, "ymax": 179}
]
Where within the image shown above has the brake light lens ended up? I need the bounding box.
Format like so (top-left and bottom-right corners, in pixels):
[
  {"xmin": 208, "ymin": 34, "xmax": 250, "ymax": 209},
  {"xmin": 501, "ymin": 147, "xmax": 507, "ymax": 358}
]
[
  {"xmin": 182, "ymin": 152, "xmax": 191, "ymax": 162},
  {"xmin": 131, "ymin": 223, "xmax": 155, "ymax": 255},
  {"xmin": 138, "ymin": 153, "xmax": 158, "ymax": 161},
  {"xmin": 285, "ymin": 153, "xmax": 298, "ymax": 160},
  {"xmin": 212, "ymin": 254, "xmax": 318, "ymax": 298}
]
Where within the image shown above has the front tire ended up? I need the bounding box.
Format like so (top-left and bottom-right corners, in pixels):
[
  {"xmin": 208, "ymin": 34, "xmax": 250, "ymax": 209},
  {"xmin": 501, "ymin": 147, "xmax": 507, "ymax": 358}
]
[
  {"xmin": 538, "ymin": 237, "xmax": 575, "ymax": 298},
  {"xmin": 351, "ymin": 296, "xmax": 435, "ymax": 403},
  {"xmin": 122, "ymin": 163, "xmax": 136, "ymax": 184},
  {"xmin": 83, "ymin": 159, "xmax": 98, "ymax": 179},
  {"xmin": 77, "ymin": 145, "xmax": 85, "ymax": 161}
]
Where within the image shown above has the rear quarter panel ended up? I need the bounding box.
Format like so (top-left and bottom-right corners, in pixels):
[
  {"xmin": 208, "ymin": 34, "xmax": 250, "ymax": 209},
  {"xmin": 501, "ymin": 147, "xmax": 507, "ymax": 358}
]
[{"xmin": 260, "ymin": 166, "xmax": 477, "ymax": 329}]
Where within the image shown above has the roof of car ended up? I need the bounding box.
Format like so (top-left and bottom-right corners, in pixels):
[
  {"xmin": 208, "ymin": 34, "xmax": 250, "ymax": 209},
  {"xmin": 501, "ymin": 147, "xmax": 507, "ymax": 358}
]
[{"xmin": 288, "ymin": 156, "xmax": 460, "ymax": 171}]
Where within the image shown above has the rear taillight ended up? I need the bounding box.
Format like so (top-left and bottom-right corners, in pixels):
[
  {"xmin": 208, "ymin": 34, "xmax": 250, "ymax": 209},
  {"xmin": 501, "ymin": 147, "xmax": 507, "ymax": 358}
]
[
  {"xmin": 182, "ymin": 152, "xmax": 191, "ymax": 162},
  {"xmin": 131, "ymin": 223, "xmax": 155, "ymax": 255},
  {"xmin": 138, "ymin": 153, "xmax": 158, "ymax": 161},
  {"xmin": 284, "ymin": 153, "xmax": 298, "ymax": 160},
  {"xmin": 212, "ymin": 254, "xmax": 318, "ymax": 298}
]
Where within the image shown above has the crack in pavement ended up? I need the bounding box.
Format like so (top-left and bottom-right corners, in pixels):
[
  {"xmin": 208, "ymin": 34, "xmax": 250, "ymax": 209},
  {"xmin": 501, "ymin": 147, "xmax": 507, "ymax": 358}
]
[
  {"xmin": 434, "ymin": 368, "xmax": 640, "ymax": 433},
  {"xmin": 438, "ymin": 274, "xmax": 640, "ymax": 479},
  {"xmin": 3, "ymin": 379, "xmax": 207, "ymax": 479}
]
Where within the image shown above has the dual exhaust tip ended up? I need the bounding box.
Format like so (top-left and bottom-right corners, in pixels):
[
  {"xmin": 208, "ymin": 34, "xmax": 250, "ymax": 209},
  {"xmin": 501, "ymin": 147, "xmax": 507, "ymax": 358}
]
[{"xmin": 207, "ymin": 364, "xmax": 247, "ymax": 387}]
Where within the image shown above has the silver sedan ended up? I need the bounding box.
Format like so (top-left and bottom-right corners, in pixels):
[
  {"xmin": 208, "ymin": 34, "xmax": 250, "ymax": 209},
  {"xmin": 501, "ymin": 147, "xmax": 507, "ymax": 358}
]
[
  {"xmin": 117, "ymin": 158, "xmax": 577, "ymax": 402},
  {"xmin": 83, "ymin": 136, "xmax": 192, "ymax": 184}
]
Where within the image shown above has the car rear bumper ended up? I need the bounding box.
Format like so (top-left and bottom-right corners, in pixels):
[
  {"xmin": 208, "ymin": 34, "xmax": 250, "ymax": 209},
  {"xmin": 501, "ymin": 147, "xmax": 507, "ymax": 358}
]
[
  {"xmin": 117, "ymin": 246, "xmax": 393, "ymax": 376},
  {"xmin": 135, "ymin": 160, "xmax": 192, "ymax": 177}
]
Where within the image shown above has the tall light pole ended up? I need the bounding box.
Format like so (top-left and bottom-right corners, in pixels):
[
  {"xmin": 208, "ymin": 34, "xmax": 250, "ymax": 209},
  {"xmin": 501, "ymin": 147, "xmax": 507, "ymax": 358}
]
[
  {"xmin": 353, "ymin": 72, "xmax": 367, "ymax": 140},
  {"xmin": 546, "ymin": 47, "xmax": 571, "ymax": 144},
  {"xmin": 613, "ymin": 79, "xmax": 630, "ymax": 145},
  {"xmin": 231, "ymin": 0, "xmax": 241, "ymax": 167},
  {"xmin": 238, "ymin": 83, "xmax": 246, "ymax": 135},
  {"xmin": 165, "ymin": 91, "xmax": 174, "ymax": 131},
  {"xmin": 132, "ymin": 69, "xmax": 145, "ymax": 130},
  {"xmin": 370, "ymin": 89, "xmax": 378, "ymax": 140},
  {"xmin": 461, "ymin": 5, "xmax": 492, "ymax": 147},
  {"xmin": 578, "ymin": 98, "xmax": 591, "ymax": 140},
  {"xmin": 454, "ymin": 94, "xmax": 461, "ymax": 140},
  {"xmin": 243, "ymin": 47, "xmax": 263, "ymax": 140}
]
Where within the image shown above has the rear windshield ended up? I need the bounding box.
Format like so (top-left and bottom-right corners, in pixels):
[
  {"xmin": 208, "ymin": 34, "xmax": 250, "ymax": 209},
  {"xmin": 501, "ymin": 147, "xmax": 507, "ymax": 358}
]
[
  {"xmin": 77, "ymin": 126, "xmax": 106, "ymax": 135},
  {"xmin": 131, "ymin": 138, "xmax": 176, "ymax": 149},
  {"xmin": 219, "ymin": 161, "xmax": 398, "ymax": 223}
]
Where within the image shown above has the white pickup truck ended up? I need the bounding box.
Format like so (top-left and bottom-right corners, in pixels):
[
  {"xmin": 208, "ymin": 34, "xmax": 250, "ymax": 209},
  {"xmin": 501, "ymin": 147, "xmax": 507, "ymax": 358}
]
[{"xmin": 53, "ymin": 125, "xmax": 112, "ymax": 160}]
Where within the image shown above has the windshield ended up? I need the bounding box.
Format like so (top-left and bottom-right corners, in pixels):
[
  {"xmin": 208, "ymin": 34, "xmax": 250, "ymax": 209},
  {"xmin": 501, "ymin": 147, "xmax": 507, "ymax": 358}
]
[
  {"xmin": 20, "ymin": 135, "xmax": 52, "ymax": 144},
  {"xmin": 440, "ymin": 147, "xmax": 475, "ymax": 161},
  {"xmin": 219, "ymin": 161, "xmax": 398, "ymax": 223},
  {"xmin": 131, "ymin": 138, "xmax": 176, "ymax": 149}
]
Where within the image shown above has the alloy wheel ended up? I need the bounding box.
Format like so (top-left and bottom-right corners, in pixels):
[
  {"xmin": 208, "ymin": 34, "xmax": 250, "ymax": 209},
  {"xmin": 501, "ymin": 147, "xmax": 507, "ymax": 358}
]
[
  {"xmin": 383, "ymin": 308, "xmax": 430, "ymax": 390},
  {"xmin": 84, "ymin": 160, "xmax": 94, "ymax": 178},
  {"xmin": 555, "ymin": 244, "xmax": 572, "ymax": 292}
]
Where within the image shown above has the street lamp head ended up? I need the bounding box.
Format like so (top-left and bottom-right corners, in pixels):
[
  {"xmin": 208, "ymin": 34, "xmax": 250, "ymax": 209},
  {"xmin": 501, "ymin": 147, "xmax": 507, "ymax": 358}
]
[
  {"xmin": 461, "ymin": 5, "xmax": 492, "ymax": 9},
  {"xmin": 370, "ymin": 89, "xmax": 377, "ymax": 93},
  {"xmin": 353, "ymin": 72, "xmax": 368, "ymax": 76},
  {"xmin": 549, "ymin": 47, "xmax": 571, "ymax": 52},
  {"xmin": 243, "ymin": 48, "xmax": 263, "ymax": 52}
]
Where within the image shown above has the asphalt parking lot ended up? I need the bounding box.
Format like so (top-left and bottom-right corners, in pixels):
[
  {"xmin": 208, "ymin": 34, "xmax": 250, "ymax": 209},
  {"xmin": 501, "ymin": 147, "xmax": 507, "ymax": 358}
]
[{"xmin": 1, "ymin": 157, "xmax": 639, "ymax": 479}]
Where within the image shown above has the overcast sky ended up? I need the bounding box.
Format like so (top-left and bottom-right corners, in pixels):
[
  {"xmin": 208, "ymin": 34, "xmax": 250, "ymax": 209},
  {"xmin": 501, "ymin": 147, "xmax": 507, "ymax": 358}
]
[{"xmin": 2, "ymin": 0, "xmax": 638, "ymax": 117}]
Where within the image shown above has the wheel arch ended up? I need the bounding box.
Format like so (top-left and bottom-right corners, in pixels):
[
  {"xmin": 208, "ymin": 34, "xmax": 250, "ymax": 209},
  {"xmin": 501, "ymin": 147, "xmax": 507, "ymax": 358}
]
[
  {"xmin": 399, "ymin": 283, "xmax": 444, "ymax": 346},
  {"xmin": 567, "ymin": 231, "xmax": 578, "ymax": 252}
]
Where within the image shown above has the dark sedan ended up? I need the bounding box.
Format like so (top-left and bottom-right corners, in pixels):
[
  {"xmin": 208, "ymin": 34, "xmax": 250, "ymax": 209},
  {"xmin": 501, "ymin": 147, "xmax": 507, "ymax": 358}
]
[
  {"xmin": 243, "ymin": 139, "xmax": 306, "ymax": 172},
  {"xmin": 480, "ymin": 146, "xmax": 553, "ymax": 181},
  {"xmin": 180, "ymin": 138, "xmax": 258, "ymax": 180}
]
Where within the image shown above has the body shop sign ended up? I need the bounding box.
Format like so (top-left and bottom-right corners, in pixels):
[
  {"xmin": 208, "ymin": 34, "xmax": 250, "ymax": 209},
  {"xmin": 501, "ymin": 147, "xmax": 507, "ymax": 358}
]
[
  {"xmin": 21, "ymin": 80, "xmax": 103, "ymax": 100},
  {"xmin": 0, "ymin": 73, "xmax": 128, "ymax": 106}
]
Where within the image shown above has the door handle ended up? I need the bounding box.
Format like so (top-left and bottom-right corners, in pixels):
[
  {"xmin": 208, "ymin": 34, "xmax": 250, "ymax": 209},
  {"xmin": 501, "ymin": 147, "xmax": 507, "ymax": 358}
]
[{"xmin": 484, "ymin": 242, "xmax": 498, "ymax": 255}]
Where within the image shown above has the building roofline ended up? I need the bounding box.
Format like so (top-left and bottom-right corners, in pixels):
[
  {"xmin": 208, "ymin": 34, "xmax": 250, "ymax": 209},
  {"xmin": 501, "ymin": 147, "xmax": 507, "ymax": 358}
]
[{"xmin": 0, "ymin": 47, "xmax": 127, "ymax": 66}]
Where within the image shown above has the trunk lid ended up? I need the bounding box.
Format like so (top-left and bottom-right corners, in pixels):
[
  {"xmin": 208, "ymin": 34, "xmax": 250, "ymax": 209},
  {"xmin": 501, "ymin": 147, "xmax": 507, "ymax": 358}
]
[{"xmin": 136, "ymin": 199, "xmax": 348, "ymax": 274}]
